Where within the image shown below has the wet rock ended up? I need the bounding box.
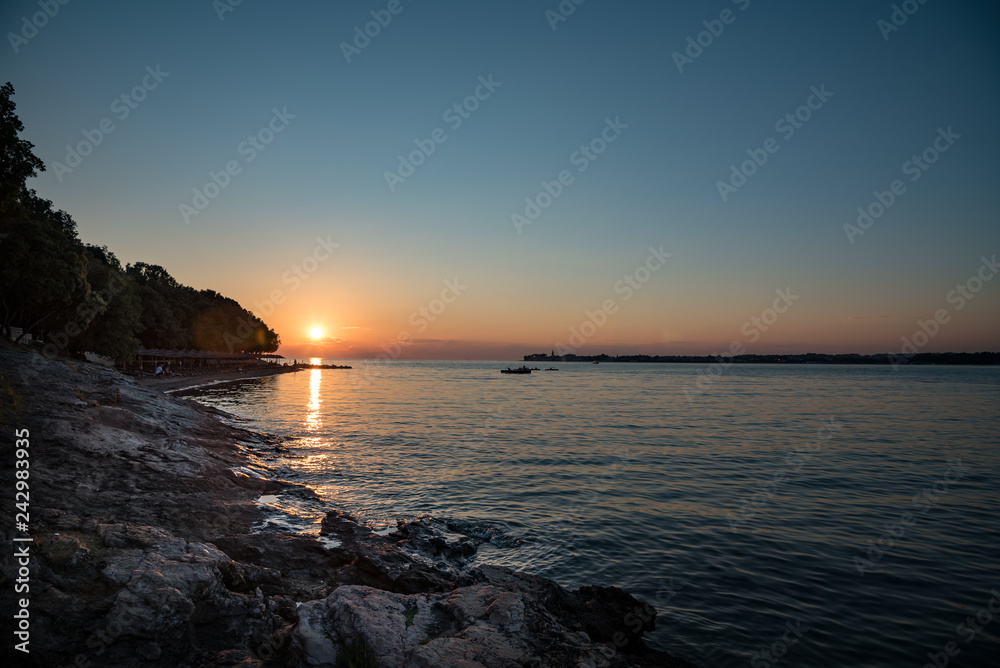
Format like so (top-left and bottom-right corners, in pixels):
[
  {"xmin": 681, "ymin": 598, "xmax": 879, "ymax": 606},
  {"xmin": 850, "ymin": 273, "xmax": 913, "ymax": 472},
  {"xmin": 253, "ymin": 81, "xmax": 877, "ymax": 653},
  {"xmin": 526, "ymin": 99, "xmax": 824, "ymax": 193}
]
[
  {"xmin": 320, "ymin": 510, "xmax": 462, "ymax": 595},
  {"xmin": 391, "ymin": 517, "xmax": 481, "ymax": 562},
  {"xmin": 574, "ymin": 585, "xmax": 658, "ymax": 649},
  {"xmin": 321, "ymin": 508, "xmax": 376, "ymax": 541}
]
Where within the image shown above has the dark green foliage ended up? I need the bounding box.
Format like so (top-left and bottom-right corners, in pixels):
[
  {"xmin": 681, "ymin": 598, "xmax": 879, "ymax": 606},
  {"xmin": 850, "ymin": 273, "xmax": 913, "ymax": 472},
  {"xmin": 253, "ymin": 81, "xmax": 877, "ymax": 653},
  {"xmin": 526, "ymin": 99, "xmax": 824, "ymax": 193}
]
[
  {"xmin": 0, "ymin": 198, "xmax": 90, "ymax": 343},
  {"xmin": 126, "ymin": 263, "xmax": 280, "ymax": 353},
  {"xmin": 70, "ymin": 246, "xmax": 143, "ymax": 364}
]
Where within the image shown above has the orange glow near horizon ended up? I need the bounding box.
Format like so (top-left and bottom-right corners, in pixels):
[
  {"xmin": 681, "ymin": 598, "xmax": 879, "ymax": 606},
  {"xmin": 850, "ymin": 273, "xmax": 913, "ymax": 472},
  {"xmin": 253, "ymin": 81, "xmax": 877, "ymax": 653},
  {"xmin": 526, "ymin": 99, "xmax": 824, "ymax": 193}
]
[
  {"xmin": 260, "ymin": 303, "xmax": 1000, "ymax": 360},
  {"xmin": 232, "ymin": 269, "xmax": 999, "ymax": 361}
]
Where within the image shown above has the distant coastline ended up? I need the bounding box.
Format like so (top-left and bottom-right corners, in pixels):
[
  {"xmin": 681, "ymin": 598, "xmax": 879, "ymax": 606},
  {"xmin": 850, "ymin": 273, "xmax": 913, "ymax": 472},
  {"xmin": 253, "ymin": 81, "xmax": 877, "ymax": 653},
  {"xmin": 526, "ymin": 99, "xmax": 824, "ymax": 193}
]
[{"xmin": 524, "ymin": 351, "xmax": 1000, "ymax": 365}]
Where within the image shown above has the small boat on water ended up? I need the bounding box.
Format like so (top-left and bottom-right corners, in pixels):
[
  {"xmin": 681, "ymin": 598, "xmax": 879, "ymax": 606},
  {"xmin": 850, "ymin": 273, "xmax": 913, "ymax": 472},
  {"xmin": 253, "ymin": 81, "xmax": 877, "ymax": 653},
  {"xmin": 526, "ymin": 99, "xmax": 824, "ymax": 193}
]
[
  {"xmin": 593, "ymin": 360, "xmax": 600, "ymax": 364},
  {"xmin": 500, "ymin": 366, "xmax": 532, "ymax": 374},
  {"xmin": 545, "ymin": 368, "xmax": 558, "ymax": 371}
]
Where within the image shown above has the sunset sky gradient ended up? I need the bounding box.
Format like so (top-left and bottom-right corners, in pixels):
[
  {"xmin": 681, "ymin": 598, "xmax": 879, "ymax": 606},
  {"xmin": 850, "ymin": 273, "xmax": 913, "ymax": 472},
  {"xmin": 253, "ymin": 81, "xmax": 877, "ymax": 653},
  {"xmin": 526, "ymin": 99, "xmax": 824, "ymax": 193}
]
[{"xmin": 4, "ymin": 0, "xmax": 999, "ymax": 359}]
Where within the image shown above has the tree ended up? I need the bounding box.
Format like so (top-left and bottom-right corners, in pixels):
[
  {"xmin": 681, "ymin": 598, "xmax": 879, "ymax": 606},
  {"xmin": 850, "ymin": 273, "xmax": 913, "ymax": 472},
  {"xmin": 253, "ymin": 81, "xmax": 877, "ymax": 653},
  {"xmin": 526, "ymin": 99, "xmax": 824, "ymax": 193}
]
[
  {"xmin": 71, "ymin": 246, "xmax": 142, "ymax": 364},
  {"xmin": 126, "ymin": 263, "xmax": 190, "ymax": 349},
  {"xmin": 0, "ymin": 84, "xmax": 91, "ymax": 344},
  {"xmin": 20, "ymin": 188, "xmax": 79, "ymax": 241},
  {"xmin": 125, "ymin": 262, "xmax": 279, "ymax": 353},
  {"xmin": 0, "ymin": 82, "xmax": 45, "ymax": 212},
  {"xmin": 0, "ymin": 204, "xmax": 90, "ymax": 344},
  {"xmin": 0, "ymin": 83, "xmax": 281, "ymax": 361}
]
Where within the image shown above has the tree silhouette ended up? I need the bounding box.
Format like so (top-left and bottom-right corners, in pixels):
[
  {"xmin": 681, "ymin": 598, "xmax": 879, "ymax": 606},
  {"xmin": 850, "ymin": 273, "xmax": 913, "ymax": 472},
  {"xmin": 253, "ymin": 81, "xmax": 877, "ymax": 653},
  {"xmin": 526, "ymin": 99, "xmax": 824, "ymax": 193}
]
[
  {"xmin": 0, "ymin": 82, "xmax": 45, "ymax": 213},
  {"xmin": 0, "ymin": 83, "xmax": 281, "ymax": 362}
]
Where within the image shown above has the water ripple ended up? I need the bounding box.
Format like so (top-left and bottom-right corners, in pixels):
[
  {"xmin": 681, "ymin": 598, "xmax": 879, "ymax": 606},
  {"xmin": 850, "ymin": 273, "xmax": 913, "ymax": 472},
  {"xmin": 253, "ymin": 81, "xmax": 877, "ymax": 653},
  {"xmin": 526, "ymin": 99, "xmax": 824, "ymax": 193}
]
[{"xmin": 188, "ymin": 362, "xmax": 1000, "ymax": 667}]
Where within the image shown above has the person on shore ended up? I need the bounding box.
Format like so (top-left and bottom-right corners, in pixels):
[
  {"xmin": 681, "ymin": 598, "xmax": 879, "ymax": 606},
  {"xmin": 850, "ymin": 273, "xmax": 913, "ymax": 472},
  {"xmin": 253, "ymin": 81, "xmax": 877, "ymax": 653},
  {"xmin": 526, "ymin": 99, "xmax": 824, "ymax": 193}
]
[{"xmin": 155, "ymin": 365, "xmax": 163, "ymax": 378}]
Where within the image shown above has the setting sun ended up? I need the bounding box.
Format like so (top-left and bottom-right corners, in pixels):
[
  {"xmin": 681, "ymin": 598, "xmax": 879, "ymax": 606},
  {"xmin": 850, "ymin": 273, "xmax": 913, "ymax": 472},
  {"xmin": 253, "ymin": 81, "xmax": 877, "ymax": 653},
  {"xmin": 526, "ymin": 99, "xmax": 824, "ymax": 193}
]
[{"xmin": 309, "ymin": 327, "xmax": 322, "ymax": 339}]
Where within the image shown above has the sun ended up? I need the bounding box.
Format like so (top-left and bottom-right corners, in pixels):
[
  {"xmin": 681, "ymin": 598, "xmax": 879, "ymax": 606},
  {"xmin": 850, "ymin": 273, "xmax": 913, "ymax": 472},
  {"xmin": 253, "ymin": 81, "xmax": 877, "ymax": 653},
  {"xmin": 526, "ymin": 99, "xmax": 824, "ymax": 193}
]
[{"xmin": 309, "ymin": 327, "xmax": 323, "ymax": 340}]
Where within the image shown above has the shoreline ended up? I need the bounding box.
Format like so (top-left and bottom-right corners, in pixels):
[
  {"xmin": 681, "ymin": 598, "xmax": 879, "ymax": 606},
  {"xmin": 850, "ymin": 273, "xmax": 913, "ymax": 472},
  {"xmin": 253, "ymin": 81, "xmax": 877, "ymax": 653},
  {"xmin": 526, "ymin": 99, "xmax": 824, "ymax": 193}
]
[
  {"xmin": 523, "ymin": 352, "xmax": 1000, "ymax": 365},
  {"xmin": 136, "ymin": 362, "xmax": 351, "ymax": 393},
  {"xmin": 0, "ymin": 347, "xmax": 694, "ymax": 667},
  {"xmin": 142, "ymin": 364, "xmax": 298, "ymax": 393}
]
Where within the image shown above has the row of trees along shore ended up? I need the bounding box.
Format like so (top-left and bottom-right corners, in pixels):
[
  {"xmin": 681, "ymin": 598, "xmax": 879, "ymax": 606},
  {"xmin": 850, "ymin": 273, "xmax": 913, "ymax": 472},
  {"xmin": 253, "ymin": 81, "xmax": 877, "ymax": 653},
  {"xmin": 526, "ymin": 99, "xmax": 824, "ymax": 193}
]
[{"xmin": 0, "ymin": 83, "xmax": 279, "ymax": 364}]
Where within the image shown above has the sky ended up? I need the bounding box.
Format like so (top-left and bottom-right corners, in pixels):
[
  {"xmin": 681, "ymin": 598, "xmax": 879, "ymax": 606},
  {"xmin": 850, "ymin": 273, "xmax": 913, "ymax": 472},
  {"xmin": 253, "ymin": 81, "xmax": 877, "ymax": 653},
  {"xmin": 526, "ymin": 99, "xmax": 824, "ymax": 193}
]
[{"xmin": 3, "ymin": 0, "xmax": 999, "ymax": 359}]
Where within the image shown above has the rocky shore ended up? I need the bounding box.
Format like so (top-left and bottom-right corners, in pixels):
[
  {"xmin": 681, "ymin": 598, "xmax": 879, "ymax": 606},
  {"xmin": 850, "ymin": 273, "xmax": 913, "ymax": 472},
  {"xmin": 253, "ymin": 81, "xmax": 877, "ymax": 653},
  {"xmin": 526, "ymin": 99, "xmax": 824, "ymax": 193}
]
[{"xmin": 0, "ymin": 346, "xmax": 694, "ymax": 668}]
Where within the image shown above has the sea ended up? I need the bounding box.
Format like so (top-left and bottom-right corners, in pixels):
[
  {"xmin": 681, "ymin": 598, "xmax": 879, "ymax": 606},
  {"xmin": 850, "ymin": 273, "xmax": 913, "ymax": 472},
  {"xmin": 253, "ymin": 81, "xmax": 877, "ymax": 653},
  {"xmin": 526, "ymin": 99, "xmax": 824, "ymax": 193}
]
[{"xmin": 183, "ymin": 360, "xmax": 1000, "ymax": 667}]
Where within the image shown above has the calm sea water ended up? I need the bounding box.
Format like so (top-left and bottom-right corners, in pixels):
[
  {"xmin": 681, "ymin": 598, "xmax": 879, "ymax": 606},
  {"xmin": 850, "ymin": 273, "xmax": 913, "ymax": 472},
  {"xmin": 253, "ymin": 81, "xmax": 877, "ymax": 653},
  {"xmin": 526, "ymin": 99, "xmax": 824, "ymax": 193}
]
[{"xmin": 186, "ymin": 361, "xmax": 1000, "ymax": 667}]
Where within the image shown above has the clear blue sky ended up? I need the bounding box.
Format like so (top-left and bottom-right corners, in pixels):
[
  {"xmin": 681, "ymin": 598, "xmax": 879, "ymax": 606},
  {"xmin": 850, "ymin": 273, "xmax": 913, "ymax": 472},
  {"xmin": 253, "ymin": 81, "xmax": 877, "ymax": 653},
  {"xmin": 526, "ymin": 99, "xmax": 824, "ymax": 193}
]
[{"xmin": 3, "ymin": 0, "xmax": 998, "ymax": 357}]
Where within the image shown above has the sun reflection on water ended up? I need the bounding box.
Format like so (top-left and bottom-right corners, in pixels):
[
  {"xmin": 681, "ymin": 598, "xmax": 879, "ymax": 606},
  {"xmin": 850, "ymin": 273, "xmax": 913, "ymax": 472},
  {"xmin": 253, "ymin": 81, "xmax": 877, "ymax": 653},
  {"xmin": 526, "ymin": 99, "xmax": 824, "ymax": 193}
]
[{"xmin": 305, "ymin": 368, "xmax": 322, "ymax": 431}]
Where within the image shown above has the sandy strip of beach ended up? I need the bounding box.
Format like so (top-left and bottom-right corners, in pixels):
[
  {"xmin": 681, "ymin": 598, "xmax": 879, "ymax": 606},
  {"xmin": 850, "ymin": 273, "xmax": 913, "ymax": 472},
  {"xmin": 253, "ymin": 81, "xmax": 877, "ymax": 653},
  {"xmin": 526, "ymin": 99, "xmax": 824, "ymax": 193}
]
[{"xmin": 137, "ymin": 364, "xmax": 300, "ymax": 392}]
